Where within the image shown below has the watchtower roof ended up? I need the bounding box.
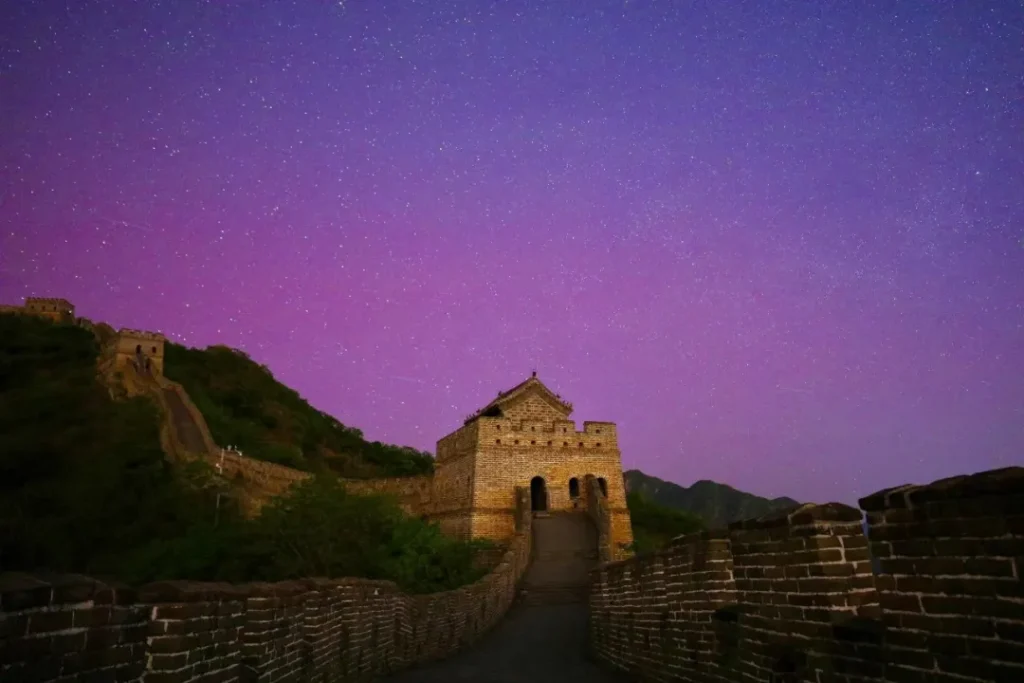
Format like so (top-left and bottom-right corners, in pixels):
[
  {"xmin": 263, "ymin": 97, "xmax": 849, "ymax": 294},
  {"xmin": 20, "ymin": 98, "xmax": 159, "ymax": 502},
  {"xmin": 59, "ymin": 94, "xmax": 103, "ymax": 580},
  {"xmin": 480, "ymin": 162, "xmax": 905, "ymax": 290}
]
[{"xmin": 464, "ymin": 374, "xmax": 573, "ymax": 425}]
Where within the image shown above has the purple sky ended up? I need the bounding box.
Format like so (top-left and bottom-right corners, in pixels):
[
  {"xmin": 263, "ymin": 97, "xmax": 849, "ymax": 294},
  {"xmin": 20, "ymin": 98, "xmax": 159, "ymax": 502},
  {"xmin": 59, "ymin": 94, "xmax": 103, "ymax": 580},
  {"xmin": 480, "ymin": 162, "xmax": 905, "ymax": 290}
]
[{"xmin": 2, "ymin": 0, "xmax": 1022, "ymax": 505}]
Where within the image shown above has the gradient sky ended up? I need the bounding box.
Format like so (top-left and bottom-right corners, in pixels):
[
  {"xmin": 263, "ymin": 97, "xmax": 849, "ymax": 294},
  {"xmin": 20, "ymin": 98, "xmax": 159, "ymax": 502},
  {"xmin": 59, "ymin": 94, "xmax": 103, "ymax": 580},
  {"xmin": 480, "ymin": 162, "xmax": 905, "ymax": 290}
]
[{"xmin": 2, "ymin": 0, "xmax": 1022, "ymax": 505}]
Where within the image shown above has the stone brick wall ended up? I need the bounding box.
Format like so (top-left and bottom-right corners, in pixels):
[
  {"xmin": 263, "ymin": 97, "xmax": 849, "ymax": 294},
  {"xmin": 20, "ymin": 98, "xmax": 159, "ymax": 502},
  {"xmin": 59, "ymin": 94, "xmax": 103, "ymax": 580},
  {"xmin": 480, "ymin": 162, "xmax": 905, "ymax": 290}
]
[
  {"xmin": 585, "ymin": 475, "xmax": 613, "ymax": 563},
  {"xmin": 23, "ymin": 297, "xmax": 76, "ymax": 323},
  {"xmin": 211, "ymin": 449, "xmax": 436, "ymax": 520},
  {"xmin": 500, "ymin": 392, "xmax": 567, "ymax": 422},
  {"xmin": 0, "ymin": 298, "xmax": 75, "ymax": 323},
  {"xmin": 0, "ymin": 490, "xmax": 533, "ymax": 683},
  {"xmin": 464, "ymin": 416, "xmax": 633, "ymax": 554},
  {"xmin": 588, "ymin": 466, "xmax": 1024, "ymax": 683},
  {"xmin": 432, "ymin": 421, "xmax": 480, "ymax": 539},
  {"xmin": 115, "ymin": 329, "xmax": 167, "ymax": 377}
]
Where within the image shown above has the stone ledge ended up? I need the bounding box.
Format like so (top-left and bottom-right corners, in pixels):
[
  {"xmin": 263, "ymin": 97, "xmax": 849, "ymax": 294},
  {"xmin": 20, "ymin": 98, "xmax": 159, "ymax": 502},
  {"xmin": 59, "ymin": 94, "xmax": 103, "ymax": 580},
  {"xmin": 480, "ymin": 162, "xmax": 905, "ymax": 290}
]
[{"xmin": 860, "ymin": 467, "xmax": 1024, "ymax": 511}]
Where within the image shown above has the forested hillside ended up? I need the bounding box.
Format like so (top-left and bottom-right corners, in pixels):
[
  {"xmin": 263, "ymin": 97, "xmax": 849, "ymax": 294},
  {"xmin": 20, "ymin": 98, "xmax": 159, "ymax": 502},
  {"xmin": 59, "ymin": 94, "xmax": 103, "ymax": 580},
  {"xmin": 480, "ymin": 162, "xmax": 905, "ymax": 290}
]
[
  {"xmin": 624, "ymin": 469, "xmax": 799, "ymax": 528},
  {"xmin": 164, "ymin": 342, "xmax": 433, "ymax": 477},
  {"xmin": 0, "ymin": 315, "xmax": 488, "ymax": 591}
]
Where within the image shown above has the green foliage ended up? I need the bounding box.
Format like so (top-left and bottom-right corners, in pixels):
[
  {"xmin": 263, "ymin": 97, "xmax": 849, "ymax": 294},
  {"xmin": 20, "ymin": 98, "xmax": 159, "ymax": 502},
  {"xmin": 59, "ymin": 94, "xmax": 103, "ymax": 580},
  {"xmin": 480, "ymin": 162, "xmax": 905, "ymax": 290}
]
[
  {"xmin": 163, "ymin": 343, "xmax": 434, "ymax": 477},
  {"xmin": 0, "ymin": 315, "xmax": 490, "ymax": 594},
  {"xmin": 627, "ymin": 490, "xmax": 707, "ymax": 555},
  {"xmin": 116, "ymin": 476, "xmax": 493, "ymax": 592},
  {"xmin": 624, "ymin": 469, "xmax": 799, "ymax": 528},
  {"xmin": 0, "ymin": 315, "xmax": 226, "ymax": 576}
]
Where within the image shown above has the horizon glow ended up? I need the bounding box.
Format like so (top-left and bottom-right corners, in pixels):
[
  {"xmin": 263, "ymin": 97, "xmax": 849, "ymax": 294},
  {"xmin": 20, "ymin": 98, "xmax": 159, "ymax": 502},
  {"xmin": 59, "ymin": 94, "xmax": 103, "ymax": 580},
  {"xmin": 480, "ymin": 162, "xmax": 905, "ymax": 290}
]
[{"xmin": 2, "ymin": 0, "xmax": 1022, "ymax": 505}]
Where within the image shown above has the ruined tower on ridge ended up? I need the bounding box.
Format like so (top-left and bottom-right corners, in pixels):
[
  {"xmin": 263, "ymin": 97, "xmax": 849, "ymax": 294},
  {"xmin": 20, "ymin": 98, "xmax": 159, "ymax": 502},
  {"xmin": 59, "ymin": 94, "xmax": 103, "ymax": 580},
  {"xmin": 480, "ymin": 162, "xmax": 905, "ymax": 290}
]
[{"xmin": 432, "ymin": 373, "xmax": 634, "ymax": 560}]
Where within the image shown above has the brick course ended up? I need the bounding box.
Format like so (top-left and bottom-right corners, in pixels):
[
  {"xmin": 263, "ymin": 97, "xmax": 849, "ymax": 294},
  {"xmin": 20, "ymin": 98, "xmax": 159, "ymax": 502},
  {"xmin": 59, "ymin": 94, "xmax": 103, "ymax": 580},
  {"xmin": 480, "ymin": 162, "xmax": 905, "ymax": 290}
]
[
  {"xmin": 0, "ymin": 489, "xmax": 533, "ymax": 683},
  {"xmin": 588, "ymin": 466, "xmax": 1024, "ymax": 683}
]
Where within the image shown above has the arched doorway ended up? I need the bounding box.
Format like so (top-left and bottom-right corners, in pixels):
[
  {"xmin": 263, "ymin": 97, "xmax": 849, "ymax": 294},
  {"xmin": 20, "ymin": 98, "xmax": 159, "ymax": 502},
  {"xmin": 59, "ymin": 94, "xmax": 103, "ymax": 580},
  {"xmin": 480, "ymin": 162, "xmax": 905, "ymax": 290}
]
[
  {"xmin": 530, "ymin": 476, "xmax": 548, "ymax": 511},
  {"xmin": 598, "ymin": 477, "xmax": 608, "ymax": 497}
]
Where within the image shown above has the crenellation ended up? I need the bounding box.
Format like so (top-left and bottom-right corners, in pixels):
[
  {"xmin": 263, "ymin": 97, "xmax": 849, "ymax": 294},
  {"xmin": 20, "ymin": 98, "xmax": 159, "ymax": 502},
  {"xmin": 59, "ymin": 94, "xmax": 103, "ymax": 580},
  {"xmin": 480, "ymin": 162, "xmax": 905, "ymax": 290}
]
[
  {"xmin": 588, "ymin": 466, "xmax": 1024, "ymax": 683},
  {"xmin": 2, "ymin": 296, "xmax": 76, "ymax": 323},
  {"xmin": 114, "ymin": 327, "xmax": 168, "ymax": 378}
]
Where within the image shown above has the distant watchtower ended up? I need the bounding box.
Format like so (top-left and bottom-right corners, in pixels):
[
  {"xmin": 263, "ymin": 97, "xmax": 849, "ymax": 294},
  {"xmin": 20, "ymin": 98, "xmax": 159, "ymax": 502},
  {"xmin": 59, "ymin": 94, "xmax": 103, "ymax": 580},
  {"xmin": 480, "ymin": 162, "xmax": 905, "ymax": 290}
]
[
  {"xmin": 115, "ymin": 328, "xmax": 167, "ymax": 377},
  {"xmin": 23, "ymin": 297, "xmax": 75, "ymax": 323},
  {"xmin": 433, "ymin": 374, "xmax": 634, "ymax": 559}
]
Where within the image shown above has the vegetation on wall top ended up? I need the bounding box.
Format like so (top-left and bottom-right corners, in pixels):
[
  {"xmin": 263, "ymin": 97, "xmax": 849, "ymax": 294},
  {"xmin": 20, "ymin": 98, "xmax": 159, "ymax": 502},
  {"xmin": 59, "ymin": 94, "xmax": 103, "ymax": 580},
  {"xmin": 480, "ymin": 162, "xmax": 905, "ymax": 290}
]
[{"xmin": 163, "ymin": 342, "xmax": 434, "ymax": 477}]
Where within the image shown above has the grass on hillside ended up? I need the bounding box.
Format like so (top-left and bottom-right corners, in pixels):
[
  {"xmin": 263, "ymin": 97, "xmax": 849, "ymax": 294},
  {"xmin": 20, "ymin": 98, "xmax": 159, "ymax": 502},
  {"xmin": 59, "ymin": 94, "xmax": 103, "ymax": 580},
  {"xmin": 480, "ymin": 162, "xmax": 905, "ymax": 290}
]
[
  {"xmin": 627, "ymin": 491, "xmax": 707, "ymax": 554},
  {"xmin": 0, "ymin": 314, "xmax": 489, "ymax": 592},
  {"xmin": 163, "ymin": 343, "xmax": 433, "ymax": 477}
]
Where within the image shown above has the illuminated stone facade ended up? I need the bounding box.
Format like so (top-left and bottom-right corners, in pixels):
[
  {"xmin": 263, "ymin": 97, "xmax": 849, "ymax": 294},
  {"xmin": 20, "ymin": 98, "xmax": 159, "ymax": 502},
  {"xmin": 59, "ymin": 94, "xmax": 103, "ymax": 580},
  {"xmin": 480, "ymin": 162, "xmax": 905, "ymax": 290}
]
[{"xmin": 435, "ymin": 374, "xmax": 634, "ymax": 560}]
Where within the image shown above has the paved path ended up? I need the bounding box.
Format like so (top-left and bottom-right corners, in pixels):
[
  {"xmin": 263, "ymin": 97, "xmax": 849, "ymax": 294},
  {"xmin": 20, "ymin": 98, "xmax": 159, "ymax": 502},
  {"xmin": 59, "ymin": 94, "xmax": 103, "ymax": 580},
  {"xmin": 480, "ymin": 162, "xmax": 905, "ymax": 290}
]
[
  {"xmin": 383, "ymin": 602, "xmax": 635, "ymax": 683},
  {"xmin": 162, "ymin": 386, "xmax": 208, "ymax": 453},
  {"xmin": 387, "ymin": 512, "xmax": 634, "ymax": 682}
]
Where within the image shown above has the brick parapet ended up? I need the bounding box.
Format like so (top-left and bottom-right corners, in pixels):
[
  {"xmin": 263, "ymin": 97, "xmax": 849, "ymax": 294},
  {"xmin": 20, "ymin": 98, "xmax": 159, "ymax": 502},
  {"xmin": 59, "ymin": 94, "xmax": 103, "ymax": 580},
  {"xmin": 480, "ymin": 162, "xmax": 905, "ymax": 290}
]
[
  {"xmin": 588, "ymin": 466, "xmax": 1024, "ymax": 683},
  {"xmin": 859, "ymin": 467, "xmax": 1024, "ymax": 683},
  {"xmin": 25, "ymin": 297, "xmax": 75, "ymax": 308},
  {"xmin": 117, "ymin": 328, "xmax": 167, "ymax": 343},
  {"xmin": 204, "ymin": 448, "xmax": 435, "ymax": 520},
  {"xmin": 0, "ymin": 488, "xmax": 533, "ymax": 683},
  {"xmin": 475, "ymin": 416, "xmax": 618, "ymax": 448}
]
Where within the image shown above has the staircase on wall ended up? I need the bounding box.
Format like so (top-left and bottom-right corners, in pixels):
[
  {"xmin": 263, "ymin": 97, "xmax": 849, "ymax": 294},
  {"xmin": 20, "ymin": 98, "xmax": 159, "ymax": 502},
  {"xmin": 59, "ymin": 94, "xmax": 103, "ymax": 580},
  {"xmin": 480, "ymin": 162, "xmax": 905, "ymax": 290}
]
[
  {"xmin": 160, "ymin": 385, "xmax": 211, "ymax": 455},
  {"xmin": 519, "ymin": 511, "xmax": 600, "ymax": 605},
  {"xmin": 95, "ymin": 332, "xmax": 219, "ymax": 461}
]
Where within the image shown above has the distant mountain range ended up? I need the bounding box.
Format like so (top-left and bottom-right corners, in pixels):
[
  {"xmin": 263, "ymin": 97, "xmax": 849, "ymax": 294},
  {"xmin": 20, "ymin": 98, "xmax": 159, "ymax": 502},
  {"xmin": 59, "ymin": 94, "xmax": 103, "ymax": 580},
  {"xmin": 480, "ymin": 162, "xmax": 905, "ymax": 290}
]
[{"xmin": 624, "ymin": 470, "xmax": 800, "ymax": 529}]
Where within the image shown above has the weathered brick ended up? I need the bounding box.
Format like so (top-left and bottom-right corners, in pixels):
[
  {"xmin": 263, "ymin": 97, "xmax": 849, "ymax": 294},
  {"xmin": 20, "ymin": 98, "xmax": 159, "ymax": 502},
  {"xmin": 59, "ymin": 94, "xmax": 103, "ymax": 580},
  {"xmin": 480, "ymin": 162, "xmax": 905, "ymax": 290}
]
[{"xmin": 28, "ymin": 609, "xmax": 74, "ymax": 633}]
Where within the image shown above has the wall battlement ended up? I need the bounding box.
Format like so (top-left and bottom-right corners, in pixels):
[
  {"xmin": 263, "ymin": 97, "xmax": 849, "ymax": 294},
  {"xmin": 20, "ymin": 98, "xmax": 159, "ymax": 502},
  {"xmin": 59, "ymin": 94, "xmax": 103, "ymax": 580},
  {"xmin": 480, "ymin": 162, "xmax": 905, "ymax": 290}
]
[
  {"xmin": 475, "ymin": 417, "xmax": 618, "ymax": 442},
  {"xmin": 0, "ymin": 489, "xmax": 534, "ymax": 683},
  {"xmin": 589, "ymin": 466, "xmax": 1024, "ymax": 683},
  {"xmin": 24, "ymin": 297, "xmax": 74, "ymax": 307},
  {"xmin": 2, "ymin": 296, "xmax": 76, "ymax": 322},
  {"xmin": 117, "ymin": 328, "xmax": 167, "ymax": 342}
]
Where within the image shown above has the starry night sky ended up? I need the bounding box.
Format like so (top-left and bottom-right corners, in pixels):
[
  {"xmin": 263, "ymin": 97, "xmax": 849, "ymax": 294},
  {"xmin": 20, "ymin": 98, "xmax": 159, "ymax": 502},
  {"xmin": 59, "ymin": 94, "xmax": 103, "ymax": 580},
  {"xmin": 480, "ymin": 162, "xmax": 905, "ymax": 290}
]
[{"xmin": 2, "ymin": 0, "xmax": 1022, "ymax": 505}]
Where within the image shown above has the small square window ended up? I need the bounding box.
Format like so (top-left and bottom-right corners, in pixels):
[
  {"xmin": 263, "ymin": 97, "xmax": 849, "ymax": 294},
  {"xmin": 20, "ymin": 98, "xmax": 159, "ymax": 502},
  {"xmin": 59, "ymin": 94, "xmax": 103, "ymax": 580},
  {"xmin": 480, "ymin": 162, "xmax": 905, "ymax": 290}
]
[
  {"xmin": 531, "ymin": 440, "xmax": 536, "ymax": 445},
  {"xmin": 596, "ymin": 443, "xmax": 602, "ymax": 448},
  {"xmin": 563, "ymin": 441, "xmax": 568, "ymax": 447},
  {"xmin": 578, "ymin": 442, "xmax": 584, "ymax": 448},
  {"xmin": 496, "ymin": 439, "xmax": 501, "ymax": 444},
  {"xmin": 514, "ymin": 440, "xmax": 520, "ymax": 445},
  {"xmin": 547, "ymin": 441, "xmax": 553, "ymax": 446}
]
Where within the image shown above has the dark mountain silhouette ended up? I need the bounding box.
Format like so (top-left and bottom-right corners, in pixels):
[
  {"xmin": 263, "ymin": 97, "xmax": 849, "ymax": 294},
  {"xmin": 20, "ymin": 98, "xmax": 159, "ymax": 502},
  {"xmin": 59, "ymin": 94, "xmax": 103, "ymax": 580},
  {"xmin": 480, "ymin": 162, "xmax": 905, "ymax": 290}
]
[{"xmin": 623, "ymin": 469, "xmax": 800, "ymax": 528}]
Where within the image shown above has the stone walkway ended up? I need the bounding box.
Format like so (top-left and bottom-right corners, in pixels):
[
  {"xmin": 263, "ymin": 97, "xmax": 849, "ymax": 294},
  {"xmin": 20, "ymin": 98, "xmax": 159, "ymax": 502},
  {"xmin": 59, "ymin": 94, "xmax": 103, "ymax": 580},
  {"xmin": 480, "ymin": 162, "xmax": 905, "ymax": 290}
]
[
  {"xmin": 162, "ymin": 385, "xmax": 209, "ymax": 453},
  {"xmin": 383, "ymin": 602, "xmax": 636, "ymax": 683}
]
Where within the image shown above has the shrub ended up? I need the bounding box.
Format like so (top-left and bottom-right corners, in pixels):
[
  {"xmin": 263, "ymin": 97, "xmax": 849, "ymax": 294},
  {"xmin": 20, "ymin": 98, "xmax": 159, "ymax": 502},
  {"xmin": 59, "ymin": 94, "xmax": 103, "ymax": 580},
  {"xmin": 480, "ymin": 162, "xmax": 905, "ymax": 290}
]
[{"xmin": 627, "ymin": 490, "xmax": 706, "ymax": 555}]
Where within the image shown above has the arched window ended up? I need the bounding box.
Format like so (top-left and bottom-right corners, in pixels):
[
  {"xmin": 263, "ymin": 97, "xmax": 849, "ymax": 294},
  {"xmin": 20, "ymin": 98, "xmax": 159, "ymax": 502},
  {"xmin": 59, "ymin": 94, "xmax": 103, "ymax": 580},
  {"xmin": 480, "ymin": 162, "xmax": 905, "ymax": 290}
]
[
  {"xmin": 135, "ymin": 344, "xmax": 142, "ymax": 353},
  {"xmin": 569, "ymin": 477, "xmax": 580, "ymax": 499},
  {"xmin": 530, "ymin": 476, "xmax": 548, "ymax": 512},
  {"xmin": 598, "ymin": 477, "xmax": 608, "ymax": 497}
]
